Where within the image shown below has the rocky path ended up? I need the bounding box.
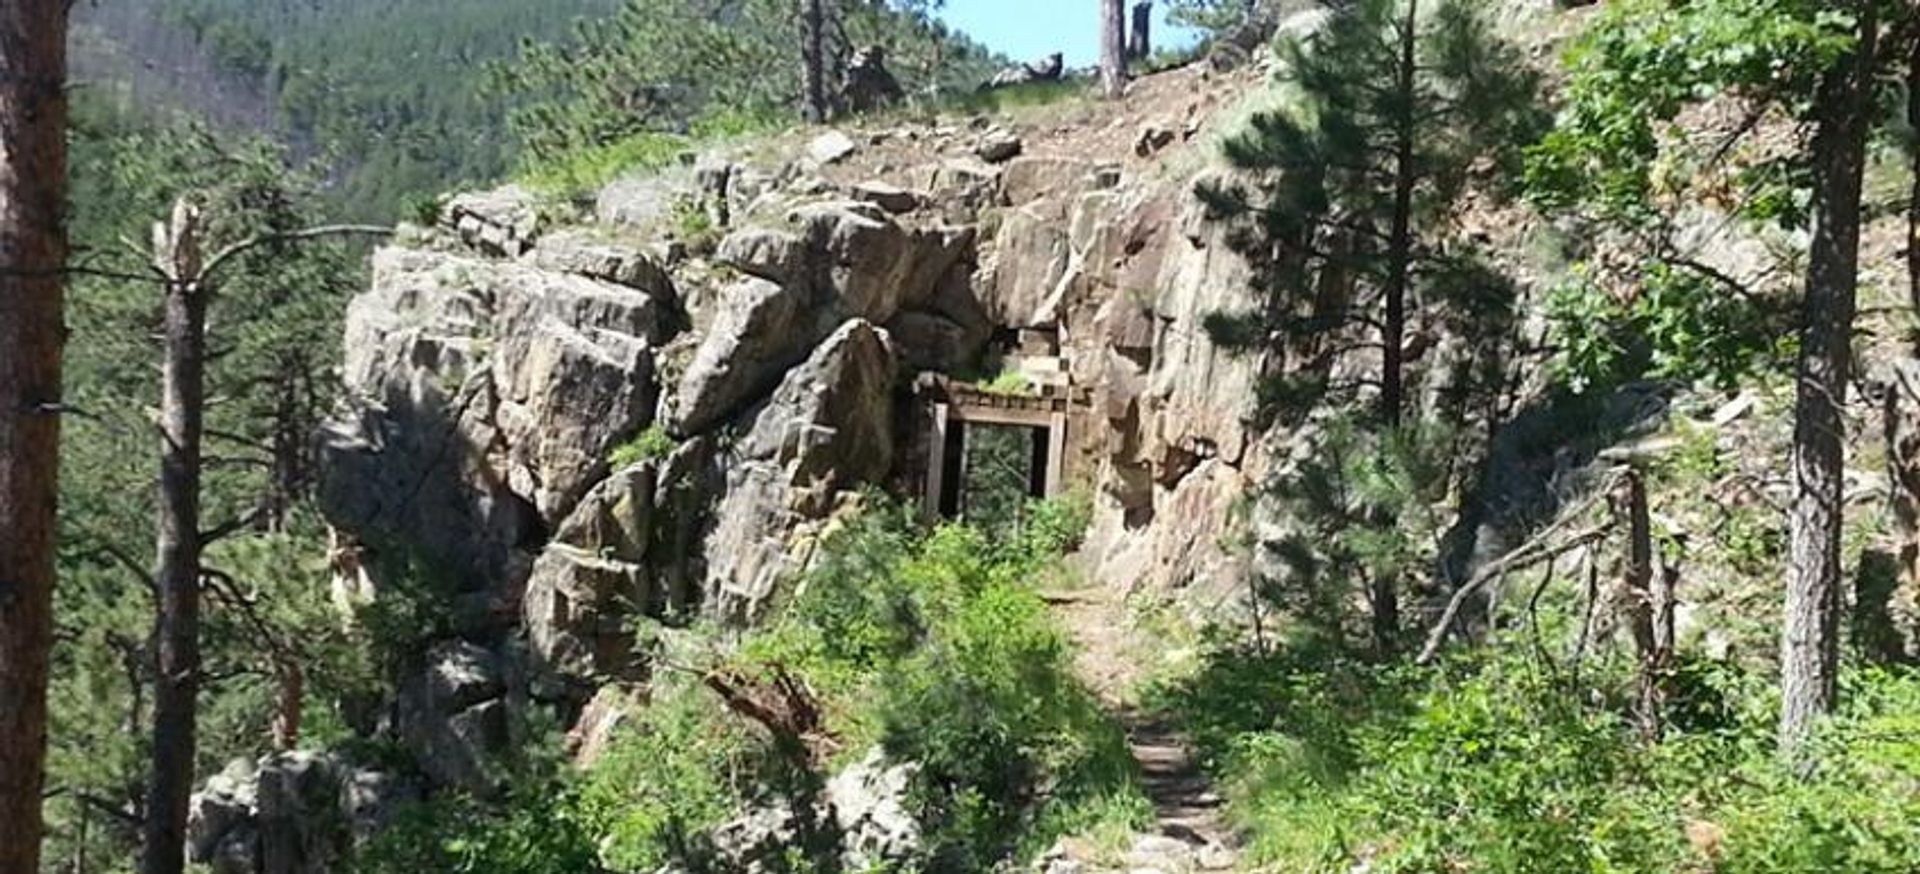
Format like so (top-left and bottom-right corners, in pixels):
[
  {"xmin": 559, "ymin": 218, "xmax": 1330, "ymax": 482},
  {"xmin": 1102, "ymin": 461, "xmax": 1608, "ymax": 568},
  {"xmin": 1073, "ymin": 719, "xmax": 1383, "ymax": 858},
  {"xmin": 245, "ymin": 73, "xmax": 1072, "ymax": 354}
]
[{"xmin": 1038, "ymin": 587, "xmax": 1239, "ymax": 873}]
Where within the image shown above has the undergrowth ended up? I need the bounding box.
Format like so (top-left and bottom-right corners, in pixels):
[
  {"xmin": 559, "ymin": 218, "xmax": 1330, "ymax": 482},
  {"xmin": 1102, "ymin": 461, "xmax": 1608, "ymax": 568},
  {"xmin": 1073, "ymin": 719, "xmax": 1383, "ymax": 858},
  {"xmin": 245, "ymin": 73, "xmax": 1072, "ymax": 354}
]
[
  {"xmin": 1150, "ymin": 633, "xmax": 1920, "ymax": 873},
  {"xmin": 349, "ymin": 494, "xmax": 1141, "ymax": 873}
]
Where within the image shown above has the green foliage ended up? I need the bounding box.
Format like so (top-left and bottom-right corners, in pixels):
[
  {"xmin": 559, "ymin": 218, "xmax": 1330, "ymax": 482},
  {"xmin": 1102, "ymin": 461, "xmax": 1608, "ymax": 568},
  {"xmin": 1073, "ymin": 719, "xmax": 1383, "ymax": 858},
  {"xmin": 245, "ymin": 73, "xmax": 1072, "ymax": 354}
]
[
  {"xmin": 1159, "ymin": 636, "xmax": 1920, "ymax": 873},
  {"xmin": 751, "ymin": 500, "xmax": 1147, "ymax": 869},
  {"xmin": 574, "ymin": 685, "xmax": 758, "ymax": 871},
  {"xmin": 609, "ymin": 425, "xmax": 679, "ymax": 469},
  {"xmin": 1198, "ymin": 0, "xmax": 1542, "ymax": 423},
  {"xmin": 129, "ymin": 0, "xmax": 623, "ymax": 218},
  {"xmin": 1522, "ymin": 0, "xmax": 1846, "ymax": 399},
  {"xmin": 46, "ymin": 101, "xmax": 377, "ymax": 868},
  {"xmin": 351, "ymin": 785, "xmax": 601, "ymax": 874},
  {"xmin": 1255, "ymin": 418, "xmax": 1455, "ymax": 647},
  {"xmin": 1524, "ymin": 0, "xmax": 1855, "ymax": 226},
  {"xmin": 1543, "ymin": 264, "xmax": 1792, "ymax": 394}
]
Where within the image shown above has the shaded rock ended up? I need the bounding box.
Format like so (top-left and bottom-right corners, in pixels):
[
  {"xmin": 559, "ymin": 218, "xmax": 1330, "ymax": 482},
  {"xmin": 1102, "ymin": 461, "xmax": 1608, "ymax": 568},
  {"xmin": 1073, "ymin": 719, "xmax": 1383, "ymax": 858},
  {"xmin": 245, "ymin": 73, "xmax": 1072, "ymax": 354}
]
[
  {"xmin": 525, "ymin": 544, "xmax": 649, "ymax": 685},
  {"xmin": 885, "ymin": 310, "xmax": 988, "ymax": 372},
  {"xmin": 188, "ymin": 753, "xmax": 420, "ymax": 874},
  {"xmin": 1135, "ymin": 125, "xmax": 1176, "ymax": 157},
  {"xmin": 851, "ymin": 180, "xmax": 925, "ymax": 214},
  {"xmin": 706, "ymin": 320, "xmax": 897, "ymax": 622},
  {"xmin": 975, "ymin": 128, "xmax": 1024, "ymax": 163},
  {"xmin": 398, "ymin": 641, "xmax": 513, "ymax": 792}
]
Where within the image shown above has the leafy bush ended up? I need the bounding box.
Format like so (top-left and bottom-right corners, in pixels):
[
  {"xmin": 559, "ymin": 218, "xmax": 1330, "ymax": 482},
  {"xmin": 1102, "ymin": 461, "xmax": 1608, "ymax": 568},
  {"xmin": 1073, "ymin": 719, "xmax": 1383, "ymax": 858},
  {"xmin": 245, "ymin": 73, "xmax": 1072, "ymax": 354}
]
[
  {"xmin": 350, "ymin": 785, "xmax": 599, "ymax": 874},
  {"xmin": 573, "ymin": 684, "xmax": 759, "ymax": 871},
  {"xmin": 1158, "ymin": 636, "xmax": 1920, "ymax": 874},
  {"xmin": 609, "ymin": 425, "xmax": 678, "ymax": 469},
  {"xmin": 752, "ymin": 499, "xmax": 1148, "ymax": 869}
]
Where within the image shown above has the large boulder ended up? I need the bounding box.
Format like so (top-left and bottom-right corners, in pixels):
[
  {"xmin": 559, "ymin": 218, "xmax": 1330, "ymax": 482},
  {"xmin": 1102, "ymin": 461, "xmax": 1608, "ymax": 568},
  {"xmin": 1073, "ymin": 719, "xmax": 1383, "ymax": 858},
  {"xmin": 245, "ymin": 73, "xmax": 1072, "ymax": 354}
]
[
  {"xmin": 826, "ymin": 749, "xmax": 922, "ymax": 871},
  {"xmin": 704, "ymin": 320, "xmax": 897, "ymax": 622},
  {"xmin": 671, "ymin": 276, "xmax": 831, "ymax": 434},
  {"xmin": 187, "ymin": 753, "xmax": 419, "ymax": 874},
  {"xmin": 524, "ymin": 462, "xmax": 658, "ymax": 688},
  {"xmin": 397, "ymin": 641, "xmax": 515, "ymax": 793},
  {"xmin": 321, "ymin": 245, "xmax": 675, "ymax": 600}
]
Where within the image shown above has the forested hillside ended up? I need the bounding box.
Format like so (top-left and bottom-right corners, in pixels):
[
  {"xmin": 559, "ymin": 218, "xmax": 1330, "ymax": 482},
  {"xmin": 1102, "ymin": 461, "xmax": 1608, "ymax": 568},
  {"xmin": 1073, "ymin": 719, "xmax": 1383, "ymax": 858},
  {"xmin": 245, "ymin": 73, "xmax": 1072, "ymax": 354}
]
[
  {"xmin": 8, "ymin": 0, "xmax": 1920, "ymax": 873},
  {"xmin": 72, "ymin": 0, "xmax": 621, "ymax": 218}
]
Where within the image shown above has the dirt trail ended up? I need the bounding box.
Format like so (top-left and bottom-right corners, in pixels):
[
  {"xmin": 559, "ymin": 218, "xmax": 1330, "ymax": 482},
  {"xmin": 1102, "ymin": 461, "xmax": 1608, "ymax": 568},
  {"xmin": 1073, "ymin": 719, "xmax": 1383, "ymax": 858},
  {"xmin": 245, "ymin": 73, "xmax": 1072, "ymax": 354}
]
[{"xmin": 1044, "ymin": 585, "xmax": 1238, "ymax": 871}]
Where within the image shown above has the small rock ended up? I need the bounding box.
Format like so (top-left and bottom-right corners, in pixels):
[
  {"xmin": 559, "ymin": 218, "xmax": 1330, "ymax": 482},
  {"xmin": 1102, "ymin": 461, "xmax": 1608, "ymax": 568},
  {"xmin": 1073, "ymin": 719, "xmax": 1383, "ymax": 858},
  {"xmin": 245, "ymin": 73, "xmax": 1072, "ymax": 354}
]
[
  {"xmin": 851, "ymin": 180, "xmax": 924, "ymax": 214},
  {"xmin": 976, "ymin": 129, "xmax": 1024, "ymax": 163},
  {"xmin": 808, "ymin": 129, "xmax": 859, "ymax": 165},
  {"xmin": 1134, "ymin": 125, "xmax": 1176, "ymax": 157}
]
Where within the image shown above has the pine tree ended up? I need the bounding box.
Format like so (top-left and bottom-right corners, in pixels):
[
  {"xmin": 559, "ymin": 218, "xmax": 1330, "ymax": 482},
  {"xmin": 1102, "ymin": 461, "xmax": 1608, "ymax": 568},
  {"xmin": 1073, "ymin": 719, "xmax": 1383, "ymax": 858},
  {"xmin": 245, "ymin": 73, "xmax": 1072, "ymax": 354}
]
[
  {"xmin": 1198, "ymin": 0, "xmax": 1539, "ymax": 651},
  {"xmin": 1781, "ymin": 0, "xmax": 1879, "ymax": 767},
  {"xmin": 1100, "ymin": 0, "xmax": 1127, "ymax": 98},
  {"xmin": 1199, "ymin": 0, "xmax": 1540, "ymax": 428},
  {"xmin": 0, "ymin": 2, "xmax": 70, "ymax": 869}
]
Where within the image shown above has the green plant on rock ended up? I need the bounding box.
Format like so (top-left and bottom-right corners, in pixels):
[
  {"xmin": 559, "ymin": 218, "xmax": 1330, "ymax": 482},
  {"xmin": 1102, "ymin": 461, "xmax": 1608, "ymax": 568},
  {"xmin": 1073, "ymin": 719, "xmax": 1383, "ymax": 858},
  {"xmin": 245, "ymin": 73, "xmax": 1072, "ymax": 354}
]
[{"xmin": 610, "ymin": 425, "xmax": 678, "ymax": 469}]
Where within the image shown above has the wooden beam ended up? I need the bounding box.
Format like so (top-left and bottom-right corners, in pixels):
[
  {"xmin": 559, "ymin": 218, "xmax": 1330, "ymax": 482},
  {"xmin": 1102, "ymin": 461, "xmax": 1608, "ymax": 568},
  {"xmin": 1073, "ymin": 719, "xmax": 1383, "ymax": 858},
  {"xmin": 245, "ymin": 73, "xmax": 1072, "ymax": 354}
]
[
  {"xmin": 1046, "ymin": 411, "xmax": 1069, "ymax": 496},
  {"xmin": 925, "ymin": 402, "xmax": 950, "ymax": 518}
]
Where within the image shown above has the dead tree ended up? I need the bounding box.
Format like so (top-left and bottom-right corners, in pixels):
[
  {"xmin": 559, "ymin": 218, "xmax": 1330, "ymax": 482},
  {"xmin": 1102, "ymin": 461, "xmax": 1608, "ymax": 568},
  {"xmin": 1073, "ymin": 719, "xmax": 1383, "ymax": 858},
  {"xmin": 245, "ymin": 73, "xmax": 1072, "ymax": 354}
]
[
  {"xmin": 801, "ymin": 0, "xmax": 830, "ymax": 122},
  {"xmin": 0, "ymin": 2, "xmax": 71, "ymax": 869},
  {"xmin": 142, "ymin": 201, "xmax": 210, "ymax": 874},
  {"xmin": 137, "ymin": 201, "xmax": 388, "ymax": 874},
  {"xmin": 1129, "ymin": 1, "xmax": 1153, "ymax": 61}
]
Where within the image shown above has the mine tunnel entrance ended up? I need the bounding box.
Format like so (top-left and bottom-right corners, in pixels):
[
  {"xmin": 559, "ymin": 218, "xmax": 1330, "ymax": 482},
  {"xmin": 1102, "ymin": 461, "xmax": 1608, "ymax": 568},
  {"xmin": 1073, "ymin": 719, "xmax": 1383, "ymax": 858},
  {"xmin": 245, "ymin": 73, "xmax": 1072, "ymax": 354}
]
[
  {"xmin": 936, "ymin": 421, "xmax": 1054, "ymax": 524},
  {"xmin": 919, "ymin": 375, "xmax": 1077, "ymax": 523}
]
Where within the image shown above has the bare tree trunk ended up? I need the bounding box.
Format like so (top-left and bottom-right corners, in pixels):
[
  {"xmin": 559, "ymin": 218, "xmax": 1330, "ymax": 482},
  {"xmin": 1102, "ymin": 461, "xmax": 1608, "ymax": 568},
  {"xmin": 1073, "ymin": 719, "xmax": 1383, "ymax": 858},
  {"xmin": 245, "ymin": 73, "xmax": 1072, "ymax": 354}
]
[
  {"xmin": 1908, "ymin": 31, "xmax": 1920, "ymax": 322},
  {"xmin": 801, "ymin": 0, "xmax": 829, "ymax": 123},
  {"xmin": 1619, "ymin": 468, "xmax": 1670, "ymax": 739},
  {"xmin": 142, "ymin": 202, "xmax": 208, "ymax": 874},
  {"xmin": 1781, "ymin": 4, "xmax": 1877, "ymax": 768},
  {"xmin": 1101, "ymin": 0, "xmax": 1127, "ymax": 99},
  {"xmin": 1382, "ymin": 0, "xmax": 1418, "ymax": 430},
  {"xmin": 1129, "ymin": 2, "xmax": 1153, "ymax": 61},
  {"xmin": 0, "ymin": 2, "xmax": 71, "ymax": 870}
]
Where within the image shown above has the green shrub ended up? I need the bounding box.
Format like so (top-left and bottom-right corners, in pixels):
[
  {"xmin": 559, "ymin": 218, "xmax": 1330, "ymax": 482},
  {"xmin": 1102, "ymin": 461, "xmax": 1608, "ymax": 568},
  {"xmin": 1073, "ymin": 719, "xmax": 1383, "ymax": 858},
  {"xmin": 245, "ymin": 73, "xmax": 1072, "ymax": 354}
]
[
  {"xmin": 751, "ymin": 500, "xmax": 1144, "ymax": 869},
  {"xmin": 573, "ymin": 683, "xmax": 759, "ymax": 872},
  {"xmin": 1159, "ymin": 635, "xmax": 1920, "ymax": 874},
  {"xmin": 350, "ymin": 785, "xmax": 598, "ymax": 874},
  {"xmin": 609, "ymin": 425, "xmax": 678, "ymax": 469}
]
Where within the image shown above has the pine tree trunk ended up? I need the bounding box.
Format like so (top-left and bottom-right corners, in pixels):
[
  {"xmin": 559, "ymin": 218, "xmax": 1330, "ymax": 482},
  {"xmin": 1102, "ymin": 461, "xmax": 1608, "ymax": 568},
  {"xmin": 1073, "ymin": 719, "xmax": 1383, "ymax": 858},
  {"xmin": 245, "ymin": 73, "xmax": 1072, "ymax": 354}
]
[
  {"xmin": 0, "ymin": 2, "xmax": 70, "ymax": 870},
  {"xmin": 1101, "ymin": 0, "xmax": 1127, "ymax": 99},
  {"xmin": 1382, "ymin": 0, "xmax": 1418, "ymax": 431},
  {"xmin": 1781, "ymin": 6, "xmax": 1877, "ymax": 768},
  {"xmin": 801, "ymin": 0, "xmax": 829, "ymax": 123},
  {"xmin": 142, "ymin": 203, "xmax": 208, "ymax": 874}
]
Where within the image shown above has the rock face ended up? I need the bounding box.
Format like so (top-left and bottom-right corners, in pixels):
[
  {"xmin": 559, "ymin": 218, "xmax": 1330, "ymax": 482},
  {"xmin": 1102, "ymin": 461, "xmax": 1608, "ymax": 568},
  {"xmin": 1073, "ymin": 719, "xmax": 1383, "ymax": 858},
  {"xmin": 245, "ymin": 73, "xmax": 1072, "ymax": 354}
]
[{"xmin": 316, "ymin": 55, "xmax": 1286, "ymax": 825}]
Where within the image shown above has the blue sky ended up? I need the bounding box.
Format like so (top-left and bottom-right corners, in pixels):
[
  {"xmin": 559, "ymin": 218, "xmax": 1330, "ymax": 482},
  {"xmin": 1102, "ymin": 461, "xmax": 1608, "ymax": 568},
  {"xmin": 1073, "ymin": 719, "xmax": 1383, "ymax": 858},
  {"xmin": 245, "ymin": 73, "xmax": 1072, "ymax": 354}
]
[{"xmin": 936, "ymin": 1, "xmax": 1201, "ymax": 68}]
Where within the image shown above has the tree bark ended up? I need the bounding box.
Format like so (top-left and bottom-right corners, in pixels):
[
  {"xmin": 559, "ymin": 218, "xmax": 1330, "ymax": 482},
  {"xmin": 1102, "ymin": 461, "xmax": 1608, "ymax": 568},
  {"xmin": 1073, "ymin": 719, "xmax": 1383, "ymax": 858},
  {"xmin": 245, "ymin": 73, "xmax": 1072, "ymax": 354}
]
[
  {"xmin": 1101, "ymin": 0, "xmax": 1127, "ymax": 99},
  {"xmin": 0, "ymin": 2, "xmax": 71, "ymax": 870},
  {"xmin": 801, "ymin": 0, "xmax": 829, "ymax": 123},
  {"xmin": 1781, "ymin": 4, "xmax": 1877, "ymax": 768},
  {"xmin": 142, "ymin": 202, "xmax": 208, "ymax": 874},
  {"xmin": 1129, "ymin": 2, "xmax": 1153, "ymax": 61},
  {"xmin": 1382, "ymin": 0, "xmax": 1418, "ymax": 430}
]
